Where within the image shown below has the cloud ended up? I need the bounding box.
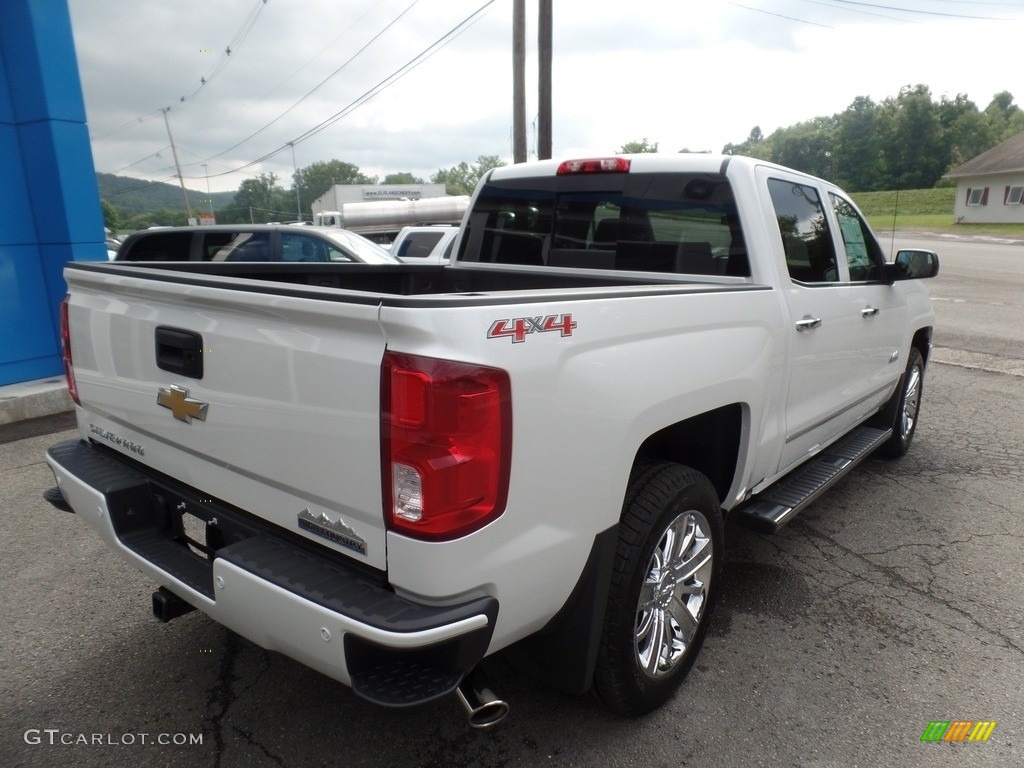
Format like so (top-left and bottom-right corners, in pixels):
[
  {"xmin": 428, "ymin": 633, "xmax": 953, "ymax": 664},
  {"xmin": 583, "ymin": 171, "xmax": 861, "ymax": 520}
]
[{"xmin": 68, "ymin": 0, "xmax": 1024, "ymax": 194}]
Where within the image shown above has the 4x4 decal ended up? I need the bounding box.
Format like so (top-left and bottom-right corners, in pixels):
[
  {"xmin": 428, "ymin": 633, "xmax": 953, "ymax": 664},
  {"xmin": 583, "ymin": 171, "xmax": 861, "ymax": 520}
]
[{"xmin": 487, "ymin": 314, "xmax": 577, "ymax": 343}]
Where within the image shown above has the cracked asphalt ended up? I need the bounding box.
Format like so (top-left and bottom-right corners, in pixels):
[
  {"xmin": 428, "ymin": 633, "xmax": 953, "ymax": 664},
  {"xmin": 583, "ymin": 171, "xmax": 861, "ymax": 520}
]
[{"xmin": 2, "ymin": 236, "xmax": 1021, "ymax": 767}]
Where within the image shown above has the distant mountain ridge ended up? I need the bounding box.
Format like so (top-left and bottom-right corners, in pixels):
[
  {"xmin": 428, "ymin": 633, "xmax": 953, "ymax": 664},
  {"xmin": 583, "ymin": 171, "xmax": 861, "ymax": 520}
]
[{"xmin": 97, "ymin": 172, "xmax": 235, "ymax": 215}]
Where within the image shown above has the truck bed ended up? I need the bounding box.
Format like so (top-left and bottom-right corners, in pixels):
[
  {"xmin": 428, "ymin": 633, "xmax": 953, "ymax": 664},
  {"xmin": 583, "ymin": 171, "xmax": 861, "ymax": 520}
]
[{"xmin": 67, "ymin": 260, "xmax": 757, "ymax": 304}]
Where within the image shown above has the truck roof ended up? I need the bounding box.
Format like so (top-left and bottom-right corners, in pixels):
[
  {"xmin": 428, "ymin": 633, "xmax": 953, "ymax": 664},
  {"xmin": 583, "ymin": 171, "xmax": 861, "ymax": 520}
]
[{"xmin": 483, "ymin": 153, "xmax": 821, "ymax": 184}]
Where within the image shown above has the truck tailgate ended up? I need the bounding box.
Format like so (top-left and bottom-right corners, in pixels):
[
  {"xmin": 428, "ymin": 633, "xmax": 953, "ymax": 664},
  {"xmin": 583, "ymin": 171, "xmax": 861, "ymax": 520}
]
[{"xmin": 64, "ymin": 266, "xmax": 389, "ymax": 570}]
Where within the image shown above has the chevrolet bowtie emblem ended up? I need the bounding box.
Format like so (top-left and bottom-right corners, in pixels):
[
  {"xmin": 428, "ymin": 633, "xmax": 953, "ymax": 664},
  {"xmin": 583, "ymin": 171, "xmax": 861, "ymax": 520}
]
[{"xmin": 157, "ymin": 385, "xmax": 209, "ymax": 423}]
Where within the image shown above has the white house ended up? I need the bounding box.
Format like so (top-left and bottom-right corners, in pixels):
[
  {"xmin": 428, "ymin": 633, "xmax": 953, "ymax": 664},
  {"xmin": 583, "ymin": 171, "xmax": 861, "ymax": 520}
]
[{"xmin": 945, "ymin": 131, "xmax": 1024, "ymax": 224}]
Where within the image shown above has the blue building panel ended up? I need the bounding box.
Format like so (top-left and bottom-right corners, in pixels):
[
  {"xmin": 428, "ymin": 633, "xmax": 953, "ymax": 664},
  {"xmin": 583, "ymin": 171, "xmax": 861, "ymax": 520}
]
[
  {"xmin": 0, "ymin": 0, "xmax": 104, "ymax": 386},
  {"xmin": 0, "ymin": 124, "xmax": 38, "ymax": 245},
  {"xmin": 0, "ymin": 244, "xmax": 60, "ymax": 366},
  {"xmin": 0, "ymin": 0, "xmax": 87, "ymax": 124},
  {"xmin": 0, "ymin": 40, "xmax": 13, "ymax": 124},
  {"xmin": 19, "ymin": 119, "xmax": 106, "ymax": 246}
]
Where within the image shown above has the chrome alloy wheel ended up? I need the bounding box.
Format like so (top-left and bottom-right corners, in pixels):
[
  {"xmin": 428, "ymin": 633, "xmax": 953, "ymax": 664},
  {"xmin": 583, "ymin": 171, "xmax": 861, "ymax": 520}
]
[
  {"xmin": 900, "ymin": 362, "xmax": 922, "ymax": 440},
  {"xmin": 634, "ymin": 510, "xmax": 714, "ymax": 678}
]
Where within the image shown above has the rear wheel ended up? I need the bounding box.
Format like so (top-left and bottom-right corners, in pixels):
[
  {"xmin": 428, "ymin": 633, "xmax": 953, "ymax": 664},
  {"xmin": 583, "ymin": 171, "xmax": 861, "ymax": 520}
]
[{"xmin": 593, "ymin": 462, "xmax": 723, "ymax": 716}]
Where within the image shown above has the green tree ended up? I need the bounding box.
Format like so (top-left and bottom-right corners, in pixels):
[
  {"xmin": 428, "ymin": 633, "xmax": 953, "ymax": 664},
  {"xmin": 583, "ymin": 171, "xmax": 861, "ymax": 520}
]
[
  {"xmin": 217, "ymin": 173, "xmax": 293, "ymax": 224},
  {"xmin": 618, "ymin": 138, "xmax": 659, "ymax": 153},
  {"xmin": 431, "ymin": 162, "xmax": 475, "ymax": 196},
  {"xmin": 722, "ymin": 126, "xmax": 770, "ymax": 159},
  {"xmin": 382, "ymin": 172, "xmax": 425, "ymax": 184},
  {"xmin": 292, "ymin": 160, "xmax": 377, "ymax": 214},
  {"xmin": 121, "ymin": 209, "xmax": 191, "ymax": 230},
  {"xmin": 769, "ymin": 116, "xmax": 838, "ymax": 180},
  {"xmin": 983, "ymin": 90, "xmax": 1024, "ymax": 142},
  {"xmin": 880, "ymin": 85, "xmax": 946, "ymax": 189},
  {"xmin": 431, "ymin": 155, "xmax": 506, "ymax": 196},
  {"xmin": 100, "ymin": 199, "xmax": 120, "ymax": 232},
  {"xmin": 834, "ymin": 97, "xmax": 884, "ymax": 191},
  {"xmin": 938, "ymin": 93, "xmax": 990, "ymax": 171}
]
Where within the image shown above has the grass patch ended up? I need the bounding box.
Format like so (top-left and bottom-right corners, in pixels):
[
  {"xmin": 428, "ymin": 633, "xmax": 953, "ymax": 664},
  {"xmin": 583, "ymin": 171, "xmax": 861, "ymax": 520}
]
[
  {"xmin": 852, "ymin": 188, "xmax": 955, "ymax": 217},
  {"xmin": 852, "ymin": 187, "xmax": 1024, "ymax": 236}
]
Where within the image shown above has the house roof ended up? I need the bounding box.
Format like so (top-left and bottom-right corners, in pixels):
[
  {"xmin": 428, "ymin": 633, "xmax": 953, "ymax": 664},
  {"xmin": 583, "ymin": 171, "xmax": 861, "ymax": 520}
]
[{"xmin": 945, "ymin": 131, "xmax": 1024, "ymax": 178}]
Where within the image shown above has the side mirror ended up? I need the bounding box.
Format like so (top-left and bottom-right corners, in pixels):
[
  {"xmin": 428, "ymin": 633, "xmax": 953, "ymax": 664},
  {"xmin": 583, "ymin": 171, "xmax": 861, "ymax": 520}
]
[{"xmin": 888, "ymin": 249, "xmax": 939, "ymax": 281}]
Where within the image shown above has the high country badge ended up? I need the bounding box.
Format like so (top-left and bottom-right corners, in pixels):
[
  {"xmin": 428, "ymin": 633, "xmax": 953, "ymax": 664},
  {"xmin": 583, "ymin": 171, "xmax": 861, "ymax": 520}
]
[{"xmin": 297, "ymin": 508, "xmax": 367, "ymax": 555}]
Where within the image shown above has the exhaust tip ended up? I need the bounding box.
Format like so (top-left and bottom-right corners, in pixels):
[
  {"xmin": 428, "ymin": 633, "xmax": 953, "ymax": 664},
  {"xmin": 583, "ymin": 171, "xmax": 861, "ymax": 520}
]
[{"xmin": 455, "ymin": 678, "xmax": 509, "ymax": 730}]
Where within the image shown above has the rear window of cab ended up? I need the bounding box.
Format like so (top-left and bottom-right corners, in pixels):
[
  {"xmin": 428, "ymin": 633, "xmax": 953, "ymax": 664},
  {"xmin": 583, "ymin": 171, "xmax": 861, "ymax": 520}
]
[{"xmin": 458, "ymin": 172, "xmax": 749, "ymax": 277}]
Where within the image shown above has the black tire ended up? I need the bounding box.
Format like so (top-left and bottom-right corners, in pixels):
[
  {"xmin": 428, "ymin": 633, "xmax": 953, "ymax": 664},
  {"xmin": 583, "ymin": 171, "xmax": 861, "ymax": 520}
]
[
  {"xmin": 880, "ymin": 346, "xmax": 925, "ymax": 458},
  {"xmin": 593, "ymin": 461, "xmax": 723, "ymax": 716}
]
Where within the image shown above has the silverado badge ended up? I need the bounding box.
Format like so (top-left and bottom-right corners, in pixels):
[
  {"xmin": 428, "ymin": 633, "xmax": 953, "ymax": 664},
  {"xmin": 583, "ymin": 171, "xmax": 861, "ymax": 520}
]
[
  {"xmin": 297, "ymin": 508, "xmax": 367, "ymax": 555},
  {"xmin": 157, "ymin": 385, "xmax": 209, "ymax": 423}
]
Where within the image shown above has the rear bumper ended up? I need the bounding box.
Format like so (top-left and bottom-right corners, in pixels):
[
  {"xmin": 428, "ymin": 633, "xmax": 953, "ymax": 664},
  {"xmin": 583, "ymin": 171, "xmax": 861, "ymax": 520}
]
[{"xmin": 45, "ymin": 438, "xmax": 497, "ymax": 707}]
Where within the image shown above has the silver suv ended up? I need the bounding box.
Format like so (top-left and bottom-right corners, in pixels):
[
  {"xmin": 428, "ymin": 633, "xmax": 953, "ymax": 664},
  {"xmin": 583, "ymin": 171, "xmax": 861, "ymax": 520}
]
[{"xmin": 115, "ymin": 224, "xmax": 399, "ymax": 264}]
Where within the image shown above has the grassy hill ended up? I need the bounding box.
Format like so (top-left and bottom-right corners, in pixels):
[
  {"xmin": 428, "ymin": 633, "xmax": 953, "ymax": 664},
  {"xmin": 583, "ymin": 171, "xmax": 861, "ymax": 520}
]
[
  {"xmin": 853, "ymin": 186, "xmax": 1024, "ymax": 235},
  {"xmin": 97, "ymin": 173, "xmax": 235, "ymax": 216}
]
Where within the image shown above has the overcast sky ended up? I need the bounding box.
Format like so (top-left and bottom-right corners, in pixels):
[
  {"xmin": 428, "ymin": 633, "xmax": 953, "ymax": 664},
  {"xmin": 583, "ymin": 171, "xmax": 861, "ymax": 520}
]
[{"xmin": 67, "ymin": 0, "xmax": 1024, "ymax": 194}]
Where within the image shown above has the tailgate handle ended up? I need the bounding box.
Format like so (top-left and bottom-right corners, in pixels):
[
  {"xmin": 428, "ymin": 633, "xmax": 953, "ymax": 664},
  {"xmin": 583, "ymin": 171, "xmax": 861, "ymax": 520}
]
[{"xmin": 155, "ymin": 327, "xmax": 204, "ymax": 379}]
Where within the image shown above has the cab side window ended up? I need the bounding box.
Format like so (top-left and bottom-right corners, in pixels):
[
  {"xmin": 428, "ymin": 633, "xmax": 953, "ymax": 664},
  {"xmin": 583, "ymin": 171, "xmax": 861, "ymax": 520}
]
[
  {"xmin": 281, "ymin": 233, "xmax": 324, "ymax": 262},
  {"xmin": 829, "ymin": 193, "xmax": 883, "ymax": 281},
  {"xmin": 121, "ymin": 231, "xmax": 192, "ymax": 261},
  {"xmin": 767, "ymin": 179, "xmax": 838, "ymax": 283},
  {"xmin": 210, "ymin": 232, "xmax": 272, "ymax": 262}
]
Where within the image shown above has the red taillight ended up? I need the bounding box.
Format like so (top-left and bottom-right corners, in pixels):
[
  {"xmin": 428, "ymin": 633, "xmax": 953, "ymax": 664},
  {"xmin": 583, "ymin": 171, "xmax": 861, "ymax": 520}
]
[
  {"xmin": 59, "ymin": 296, "xmax": 80, "ymax": 405},
  {"xmin": 556, "ymin": 157, "xmax": 631, "ymax": 175},
  {"xmin": 381, "ymin": 352, "xmax": 511, "ymax": 541}
]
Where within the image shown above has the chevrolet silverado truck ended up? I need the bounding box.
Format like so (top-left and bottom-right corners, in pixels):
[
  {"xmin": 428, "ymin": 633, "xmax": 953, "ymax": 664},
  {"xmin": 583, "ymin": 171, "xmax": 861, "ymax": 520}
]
[{"xmin": 45, "ymin": 154, "xmax": 938, "ymax": 727}]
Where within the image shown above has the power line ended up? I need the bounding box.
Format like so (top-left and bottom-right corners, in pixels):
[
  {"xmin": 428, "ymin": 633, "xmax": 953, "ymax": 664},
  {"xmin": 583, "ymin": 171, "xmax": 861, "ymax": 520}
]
[
  {"xmin": 290, "ymin": 2, "xmax": 496, "ymax": 146},
  {"xmin": 91, "ymin": 112, "xmax": 162, "ymax": 141},
  {"xmin": 827, "ymin": 0, "xmax": 1011, "ymax": 18},
  {"xmin": 107, "ymin": 147, "xmax": 172, "ymax": 176},
  {"xmin": 88, "ymin": 0, "xmax": 271, "ymax": 142},
  {"xmin": 175, "ymin": 0, "xmax": 271, "ymax": 105},
  {"xmin": 198, "ymin": 0, "xmax": 421, "ymax": 164},
  {"xmin": 795, "ymin": 0, "xmax": 919, "ymax": 21},
  {"xmin": 194, "ymin": 0, "xmax": 392, "ymax": 138},
  {"xmin": 100, "ymin": 175, "xmax": 181, "ymax": 200},
  {"xmin": 185, "ymin": 0, "xmax": 498, "ymax": 181},
  {"xmin": 730, "ymin": 2, "xmax": 836, "ymax": 26}
]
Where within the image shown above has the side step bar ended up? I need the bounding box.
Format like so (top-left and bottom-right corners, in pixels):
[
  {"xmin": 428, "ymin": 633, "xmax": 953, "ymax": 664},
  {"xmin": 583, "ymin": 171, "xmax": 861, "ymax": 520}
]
[{"xmin": 737, "ymin": 426, "xmax": 892, "ymax": 534}]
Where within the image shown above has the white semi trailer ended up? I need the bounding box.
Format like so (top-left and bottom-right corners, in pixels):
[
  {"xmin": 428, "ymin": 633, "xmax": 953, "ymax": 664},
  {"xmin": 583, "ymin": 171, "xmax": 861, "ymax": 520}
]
[{"xmin": 313, "ymin": 196, "xmax": 469, "ymax": 242}]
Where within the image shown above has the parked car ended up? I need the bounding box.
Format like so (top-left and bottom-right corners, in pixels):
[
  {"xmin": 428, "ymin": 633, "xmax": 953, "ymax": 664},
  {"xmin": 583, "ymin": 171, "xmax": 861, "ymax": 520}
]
[
  {"xmin": 114, "ymin": 224, "xmax": 399, "ymax": 264},
  {"xmin": 390, "ymin": 224, "xmax": 459, "ymax": 264}
]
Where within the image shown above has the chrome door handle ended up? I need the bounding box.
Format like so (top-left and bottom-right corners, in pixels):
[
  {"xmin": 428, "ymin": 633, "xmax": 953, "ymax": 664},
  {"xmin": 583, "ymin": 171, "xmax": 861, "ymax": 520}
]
[
  {"xmin": 795, "ymin": 315, "xmax": 822, "ymax": 332},
  {"xmin": 861, "ymin": 306, "xmax": 880, "ymax": 317}
]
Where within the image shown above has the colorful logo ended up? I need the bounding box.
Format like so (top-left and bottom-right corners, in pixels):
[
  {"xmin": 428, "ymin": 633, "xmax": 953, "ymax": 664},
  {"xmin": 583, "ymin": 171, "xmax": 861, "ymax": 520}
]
[
  {"xmin": 920, "ymin": 721, "xmax": 997, "ymax": 743},
  {"xmin": 487, "ymin": 314, "xmax": 577, "ymax": 343}
]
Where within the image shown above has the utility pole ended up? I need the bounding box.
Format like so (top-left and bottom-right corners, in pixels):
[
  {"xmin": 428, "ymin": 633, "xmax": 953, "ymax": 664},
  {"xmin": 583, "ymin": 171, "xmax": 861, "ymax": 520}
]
[
  {"xmin": 512, "ymin": 0, "xmax": 527, "ymax": 163},
  {"xmin": 538, "ymin": 0, "xmax": 552, "ymax": 160},
  {"xmin": 202, "ymin": 163, "xmax": 214, "ymax": 216},
  {"xmin": 288, "ymin": 142, "xmax": 302, "ymax": 221},
  {"xmin": 161, "ymin": 107, "xmax": 193, "ymax": 222}
]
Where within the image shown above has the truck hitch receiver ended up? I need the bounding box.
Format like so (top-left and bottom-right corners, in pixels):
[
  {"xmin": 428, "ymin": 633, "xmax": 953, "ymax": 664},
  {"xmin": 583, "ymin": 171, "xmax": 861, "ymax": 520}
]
[{"xmin": 152, "ymin": 587, "xmax": 196, "ymax": 623}]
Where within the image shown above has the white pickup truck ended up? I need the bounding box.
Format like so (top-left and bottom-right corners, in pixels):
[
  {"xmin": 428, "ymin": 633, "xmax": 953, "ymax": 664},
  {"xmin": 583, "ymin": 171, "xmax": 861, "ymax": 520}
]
[
  {"xmin": 46, "ymin": 154, "xmax": 938, "ymax": 727},
  {"xmin": 390, "ymin": 224, "xmax": 459, "ymax": 264}
]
